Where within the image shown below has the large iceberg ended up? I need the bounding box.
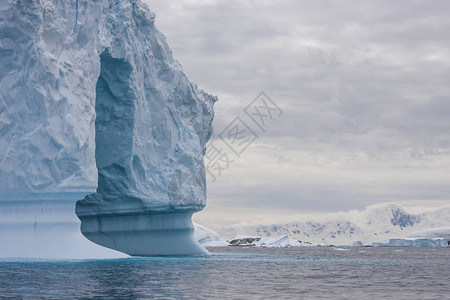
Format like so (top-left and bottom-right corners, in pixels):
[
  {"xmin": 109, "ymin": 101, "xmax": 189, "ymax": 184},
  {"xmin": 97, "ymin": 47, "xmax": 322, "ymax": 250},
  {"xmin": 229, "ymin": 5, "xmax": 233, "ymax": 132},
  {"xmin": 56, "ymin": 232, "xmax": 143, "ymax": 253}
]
[
  {"xmin": 0, "ymin": 0, "xmax": 216, "ymax": 256},
  {"xmin": 372, "ymin": 227, "xmax": 450, "ymax": 248},
  {"xmin": 372, "ymin": 238, "xmax": 448, "ymax": 248}
]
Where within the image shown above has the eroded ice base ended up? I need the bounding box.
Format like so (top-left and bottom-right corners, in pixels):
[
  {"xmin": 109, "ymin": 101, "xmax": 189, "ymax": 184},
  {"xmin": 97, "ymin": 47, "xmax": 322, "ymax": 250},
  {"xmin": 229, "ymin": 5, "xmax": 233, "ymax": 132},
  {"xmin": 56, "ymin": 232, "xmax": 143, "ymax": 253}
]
[
  {"xmin": 0, "ymin": 200, "xmax": 127, "ymax": 259},
  {"xmin": 78, "ymin": 211, "xmax": 209, "ymax": 256}
]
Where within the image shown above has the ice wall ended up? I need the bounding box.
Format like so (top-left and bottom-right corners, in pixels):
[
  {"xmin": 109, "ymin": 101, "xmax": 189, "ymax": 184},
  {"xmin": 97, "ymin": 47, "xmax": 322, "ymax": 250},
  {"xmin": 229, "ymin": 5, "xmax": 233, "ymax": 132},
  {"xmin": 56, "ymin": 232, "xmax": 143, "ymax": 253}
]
[
  {"xmin": 372, "ymin": 238, "xmax": 448, "ymax": 248},
  {"xmin": 0, "ymin": 0, "xmax": 216, "ymax": 256}
]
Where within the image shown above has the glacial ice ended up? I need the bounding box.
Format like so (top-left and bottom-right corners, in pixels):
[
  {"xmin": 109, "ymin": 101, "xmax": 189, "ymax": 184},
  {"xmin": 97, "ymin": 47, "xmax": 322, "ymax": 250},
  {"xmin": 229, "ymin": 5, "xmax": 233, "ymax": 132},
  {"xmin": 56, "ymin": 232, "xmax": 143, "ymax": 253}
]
[
  {"xmin": 194, "ymin": 223, "xmax": 228, "ymax": 247},
  {"xmin": 0, "ymin": 0, "xmax": 216, "ymax": 256},
  {"xmin": 372, "ymin": 238, "xmax": 448, "ymax": 248},
  {"xmin": 372, "ymin": 227, "xmax": 450, "ymax": 248},
  {"xmin": 0, "ymin": 200, "xmax": 128, "ymax": 259},
  {"xmin": 408, "ymin": 227, "xmax": 450, "ymax": 240},
  {"xmin": 0, "ymin": 200, "xmax": 220, "ymax": 258}
]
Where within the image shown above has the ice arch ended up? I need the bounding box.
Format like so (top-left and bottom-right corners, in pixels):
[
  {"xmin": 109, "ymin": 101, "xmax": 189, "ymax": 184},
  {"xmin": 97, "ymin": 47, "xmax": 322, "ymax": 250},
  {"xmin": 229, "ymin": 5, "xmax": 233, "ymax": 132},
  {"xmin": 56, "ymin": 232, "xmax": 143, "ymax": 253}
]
[
  {"xmin": 95, "ymin": 50, "xmax": 135, "ymax": 194},
  {"xmin": 76, "ymin": 50, "xmax": 208, "ymax": 256}
]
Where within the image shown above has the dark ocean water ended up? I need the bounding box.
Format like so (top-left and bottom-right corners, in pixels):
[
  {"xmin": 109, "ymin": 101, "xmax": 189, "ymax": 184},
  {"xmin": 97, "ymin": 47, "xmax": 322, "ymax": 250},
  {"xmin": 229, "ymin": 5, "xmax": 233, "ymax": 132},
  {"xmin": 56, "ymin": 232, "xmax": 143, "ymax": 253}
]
[{"xmin": 0, "ymin": 247, "xmax": 449, "ymax": 299}]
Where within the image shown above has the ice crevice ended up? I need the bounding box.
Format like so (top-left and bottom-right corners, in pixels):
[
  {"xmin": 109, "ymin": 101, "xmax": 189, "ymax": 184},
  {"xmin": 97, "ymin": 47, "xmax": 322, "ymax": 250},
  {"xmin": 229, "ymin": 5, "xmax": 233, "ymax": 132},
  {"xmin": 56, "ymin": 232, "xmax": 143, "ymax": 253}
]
[{"xmin": 73, "ymin": 0, "xmax": 79, "ymax": 33}]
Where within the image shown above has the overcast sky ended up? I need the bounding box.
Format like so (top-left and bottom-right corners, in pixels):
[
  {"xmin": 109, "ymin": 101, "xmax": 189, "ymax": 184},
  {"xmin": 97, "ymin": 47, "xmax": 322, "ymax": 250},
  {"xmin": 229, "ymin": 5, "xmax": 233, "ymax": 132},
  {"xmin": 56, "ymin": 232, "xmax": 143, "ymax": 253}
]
[{"xmin": 144, "ymin": 0, "xmax": 450, "ymax": 226}]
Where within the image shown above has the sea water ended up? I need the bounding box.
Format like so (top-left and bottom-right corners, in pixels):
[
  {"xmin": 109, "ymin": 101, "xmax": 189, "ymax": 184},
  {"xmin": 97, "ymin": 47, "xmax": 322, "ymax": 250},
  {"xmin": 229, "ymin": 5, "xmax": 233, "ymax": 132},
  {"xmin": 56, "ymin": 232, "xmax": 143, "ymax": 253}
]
[{"xmin": 1, "ymin": 247, "xmax": 448, "ymax": 299}]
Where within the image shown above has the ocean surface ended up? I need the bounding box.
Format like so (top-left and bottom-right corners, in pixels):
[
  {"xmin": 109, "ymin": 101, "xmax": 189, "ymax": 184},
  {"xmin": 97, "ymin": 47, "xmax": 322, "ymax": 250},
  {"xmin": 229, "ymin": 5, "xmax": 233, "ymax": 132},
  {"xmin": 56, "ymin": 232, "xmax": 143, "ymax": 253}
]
[{"xmin": 1, "ymin": 247, "xmax": 449, "ymax": 299}]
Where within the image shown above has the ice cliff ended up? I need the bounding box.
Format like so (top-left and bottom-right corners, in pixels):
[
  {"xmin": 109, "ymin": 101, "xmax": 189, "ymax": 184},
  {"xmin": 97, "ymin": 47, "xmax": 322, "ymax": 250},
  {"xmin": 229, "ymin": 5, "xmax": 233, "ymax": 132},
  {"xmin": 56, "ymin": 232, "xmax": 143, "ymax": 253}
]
[{"xmin": 0, "ymin": 0, "xmax": 216, "ymax": 256}]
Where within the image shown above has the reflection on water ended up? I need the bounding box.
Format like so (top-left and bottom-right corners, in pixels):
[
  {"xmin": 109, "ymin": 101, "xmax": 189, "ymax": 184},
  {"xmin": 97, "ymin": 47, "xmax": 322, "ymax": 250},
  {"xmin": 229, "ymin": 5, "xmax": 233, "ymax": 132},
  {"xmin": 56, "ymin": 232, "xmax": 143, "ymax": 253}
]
[{"xmin": 0, "ymin": 247, "xmax": 449, "ymax": 299}]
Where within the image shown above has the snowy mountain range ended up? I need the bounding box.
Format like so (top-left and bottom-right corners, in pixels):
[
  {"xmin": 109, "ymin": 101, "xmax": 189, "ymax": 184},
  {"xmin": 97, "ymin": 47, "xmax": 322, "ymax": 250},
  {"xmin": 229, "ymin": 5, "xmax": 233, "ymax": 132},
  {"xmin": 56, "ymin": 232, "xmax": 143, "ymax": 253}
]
[{"xmin": 219, "ymin": 203, "xmax": 450, "ymax": 245}]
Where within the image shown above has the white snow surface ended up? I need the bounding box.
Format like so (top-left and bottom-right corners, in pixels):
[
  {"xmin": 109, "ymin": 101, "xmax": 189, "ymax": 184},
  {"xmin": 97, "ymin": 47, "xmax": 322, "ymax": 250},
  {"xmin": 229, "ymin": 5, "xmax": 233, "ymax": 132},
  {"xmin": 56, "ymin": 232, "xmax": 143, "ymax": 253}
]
[
  {"xmin": 408, "ymin": 227, "xmax": 450, "ymax": 239},
  {"xmin": 255, "ymin": 235, "xmax": 303, "ymax": 248},
  {"xmin": 370, "ymin": 226, "xmax": 450, "ymax": 248}
]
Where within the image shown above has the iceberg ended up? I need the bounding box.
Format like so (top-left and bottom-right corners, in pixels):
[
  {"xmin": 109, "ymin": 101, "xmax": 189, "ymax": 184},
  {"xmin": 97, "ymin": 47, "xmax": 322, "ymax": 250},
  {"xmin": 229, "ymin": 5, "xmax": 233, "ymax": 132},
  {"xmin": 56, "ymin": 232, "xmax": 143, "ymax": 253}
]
[
  {"xmin": 0, "ymin": 0, "xmax": 215, "ymax": 256},
  {"xmin": 0, "ymin": 201, "xmax": 221, "ymax": 259},
  {"xmin": 373, "ymin": 227, "xmax": 450, "ymax": 248},
  {"xmin": 0, "ymin": 200, "xmax": 128, "ymax": 259},
  {"xmin": 194, "ymin": 223, "xmax": 228, "ymax": 247},
  {"xmin": 372, "ymin": 238, "xmax": 448, "ymax": 248},
  {"xmin": 408, "ymin": 227, "xmax": 450, "ymax": 240}
]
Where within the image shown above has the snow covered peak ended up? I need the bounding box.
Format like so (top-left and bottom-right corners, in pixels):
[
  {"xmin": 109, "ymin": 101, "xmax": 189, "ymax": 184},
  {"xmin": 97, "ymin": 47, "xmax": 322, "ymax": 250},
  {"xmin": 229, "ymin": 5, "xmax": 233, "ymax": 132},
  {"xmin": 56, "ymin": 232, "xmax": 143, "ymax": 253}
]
[
  {"xmin": 220, "ymin": 203, "xmax": 450, "ymax": 245},
  {"xmin": 390, "ymin": 206, "xmax": 420, "ymax": 229},
  {"xmin": 362, "ymin": 203, "xmax": 421, "ymax": 229}
]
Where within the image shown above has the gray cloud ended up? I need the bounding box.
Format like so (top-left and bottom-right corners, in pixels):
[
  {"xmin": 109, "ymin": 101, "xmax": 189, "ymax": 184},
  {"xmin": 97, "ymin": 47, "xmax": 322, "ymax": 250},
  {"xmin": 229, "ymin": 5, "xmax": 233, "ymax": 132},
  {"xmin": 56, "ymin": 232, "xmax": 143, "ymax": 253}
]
[{"xmin": 144, "ymin": 0, "xmax": 450, "ymax": 221}]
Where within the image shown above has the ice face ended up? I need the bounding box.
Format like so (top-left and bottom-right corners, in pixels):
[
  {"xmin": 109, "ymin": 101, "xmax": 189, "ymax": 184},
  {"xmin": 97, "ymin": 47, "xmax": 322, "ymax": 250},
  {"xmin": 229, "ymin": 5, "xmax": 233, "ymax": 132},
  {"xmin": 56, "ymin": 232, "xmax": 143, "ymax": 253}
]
[
  {"xmin": 372, "ymin": 238, "xmax": 448, "ymax": 248},
  {"xmin": 0, "ymin": 0, "xmax": 101, "ymax": 200},
  {"xmin": 0, "ymin": 0, "xmax": 216, "ymax": 256},
  {"xmin": 194, "ymin": 222, "xmax": 228, "ymax": 247}
]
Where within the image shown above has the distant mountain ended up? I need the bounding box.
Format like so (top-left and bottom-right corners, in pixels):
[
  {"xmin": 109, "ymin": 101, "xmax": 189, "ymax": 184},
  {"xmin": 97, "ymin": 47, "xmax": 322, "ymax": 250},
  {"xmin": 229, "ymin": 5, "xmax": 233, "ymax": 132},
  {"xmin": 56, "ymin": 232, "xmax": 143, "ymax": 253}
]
[{"xmin": 219, "ymin": 203, "xmax": 450, "ymax": 245}]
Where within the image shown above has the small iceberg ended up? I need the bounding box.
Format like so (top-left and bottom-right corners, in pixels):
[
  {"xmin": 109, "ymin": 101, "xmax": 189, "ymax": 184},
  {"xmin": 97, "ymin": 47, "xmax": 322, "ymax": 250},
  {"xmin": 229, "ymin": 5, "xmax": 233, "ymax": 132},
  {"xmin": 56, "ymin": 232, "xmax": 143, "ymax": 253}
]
[{"xmin": 194, "ymin": 223, "xmax": 228, "ymax": 247}]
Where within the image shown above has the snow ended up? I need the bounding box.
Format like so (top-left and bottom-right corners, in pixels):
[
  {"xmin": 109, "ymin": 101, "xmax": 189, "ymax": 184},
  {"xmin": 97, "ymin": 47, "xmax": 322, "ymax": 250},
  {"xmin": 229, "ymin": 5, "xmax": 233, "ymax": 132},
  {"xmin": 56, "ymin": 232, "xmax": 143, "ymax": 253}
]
[
  {"xmin": 256, "ymin": 235, "xmax": 304, "ymax": 248},
  {"xmin": 233, "ymin": 235, "xmax": 263, "ymax": 240},
  {"xmin": 408, "ymin": 227, "xmax": 450, "ymax": 239},
  {"xmin": 0, "ymin": 0, "xmax": 215, "ymax": 256},
  {"xmin": 220, "ymin": 203, "xmax": 450, "ymax": 246}
]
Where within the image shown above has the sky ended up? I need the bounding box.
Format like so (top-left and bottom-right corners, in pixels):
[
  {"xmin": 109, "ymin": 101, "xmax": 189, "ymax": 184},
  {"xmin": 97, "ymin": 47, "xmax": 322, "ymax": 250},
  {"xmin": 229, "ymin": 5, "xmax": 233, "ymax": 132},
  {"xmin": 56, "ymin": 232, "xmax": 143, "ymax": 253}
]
[{"xmin": 144, "ymin": 0, "xmax": 450, "ymax": 227}]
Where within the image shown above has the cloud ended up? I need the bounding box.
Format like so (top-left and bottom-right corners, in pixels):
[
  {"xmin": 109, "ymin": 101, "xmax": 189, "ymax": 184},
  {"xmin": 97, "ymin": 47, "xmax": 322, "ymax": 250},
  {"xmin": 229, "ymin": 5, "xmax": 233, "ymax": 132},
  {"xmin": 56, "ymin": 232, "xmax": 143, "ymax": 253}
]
[{"xmin": 144, "ymin": 0, "xmax": 450, "ymax": 218}]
